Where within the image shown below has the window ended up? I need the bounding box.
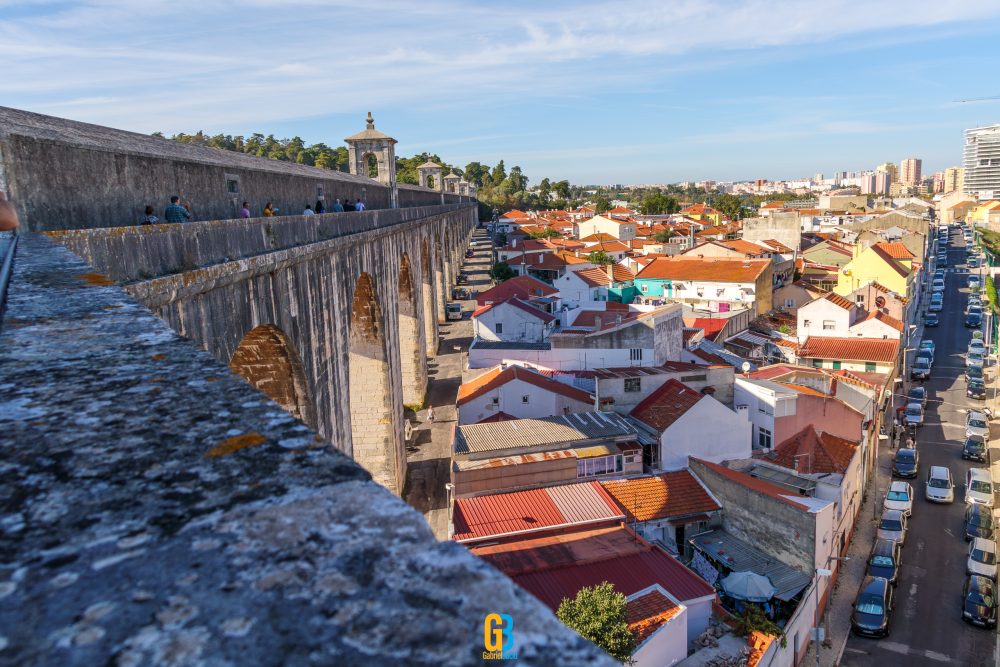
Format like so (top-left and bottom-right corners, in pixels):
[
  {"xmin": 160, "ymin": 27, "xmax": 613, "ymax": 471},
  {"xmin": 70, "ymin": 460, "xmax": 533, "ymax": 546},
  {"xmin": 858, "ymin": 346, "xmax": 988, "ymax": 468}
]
[
  {"xmin": 804, "ymin": 319, "xmax": 811, "ymax": 328},
  {"xmin": 832, "ymin": 361, "xmax": 842, "ymax": 370},
  {"xmin": 491, "ymin": 397, "xmax": 499, "ymax": 406},
  {"xmin": 758, "ymin": 427, "xmax": 772, "ymax": 449},
  {"xmin": 697, "ymin": 287, "xmax": 705, "ymax": 297},
  {"xmin": 630, "ymin": 348, "xmax": 643, "ymax": 361},
  {"xmin": 822, "ymin": 320, "xmax": 836, "ymax": 330},
  {"xmin": 624, "ymin": 378, "xmax": 641, "ymax": 392},
  {"xmin": 865, "ymin": 362, "xmax": 877, "ymax": 372},
  {"xmin": 624, "ymin": 453, "xmax": 639, "ymax": 464},
  {"xmin": 225, "ymin": 174, "xmax": 240, "ymax": 194},
  {"xmin": 641, "ymin": 284, "xmax": 649, "ymax": 292},
  {"xmin": 495, "ymin": 323, "xmax": 503, "ymax": 334},
  {"xmin": 316, "ymin": 185, "xmax": 324, "ymax": 199},
  {"xmin": 855, "ymin": 294, "xmax": 865, "ymax": 303},
  {"xmin": 576, "ymin": 455, "xmax": 623, "ymax": 478},
  {"xmin": 680, "ymin": 374, "xmax": 707, "ymax": 383},
  {"xmin": 812, "ymin": 359, "xmax": 823, "ymax": 368},
  {"xmin": 521, "ymin": 395, "xmax": 530, "ymax": 404}
]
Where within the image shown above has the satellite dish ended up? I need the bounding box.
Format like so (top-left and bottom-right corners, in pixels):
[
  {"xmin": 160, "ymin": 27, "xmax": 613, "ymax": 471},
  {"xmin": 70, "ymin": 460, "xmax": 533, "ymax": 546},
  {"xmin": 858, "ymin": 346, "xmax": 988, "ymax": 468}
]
[
  {"xmin": 875, "ymin": 296, "xmax": 886, "ymax": 309},
  {"xmin": 741, "ymin": 362, "xmax": 752, "ymax": 373}
]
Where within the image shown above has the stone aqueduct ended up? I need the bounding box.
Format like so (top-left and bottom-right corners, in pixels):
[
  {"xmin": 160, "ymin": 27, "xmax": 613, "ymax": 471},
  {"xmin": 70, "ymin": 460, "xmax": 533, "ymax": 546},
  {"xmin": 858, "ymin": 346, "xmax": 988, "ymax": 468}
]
[{"xmin": 55, "ymin": 205, "xmax": 475, "ymax": 494}]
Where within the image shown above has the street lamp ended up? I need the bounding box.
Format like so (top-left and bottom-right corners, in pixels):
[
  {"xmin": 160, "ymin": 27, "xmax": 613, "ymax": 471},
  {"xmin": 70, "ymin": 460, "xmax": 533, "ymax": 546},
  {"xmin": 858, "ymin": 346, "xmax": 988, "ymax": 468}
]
[{"xmin": 815, "ymin": 555, "xmax": 851, "ymax": 667}]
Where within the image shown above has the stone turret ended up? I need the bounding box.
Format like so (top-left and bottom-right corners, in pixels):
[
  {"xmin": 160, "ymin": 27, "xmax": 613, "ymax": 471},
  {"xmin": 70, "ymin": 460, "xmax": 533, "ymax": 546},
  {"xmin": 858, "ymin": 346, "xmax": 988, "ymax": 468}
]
[
  {"xmin": 416, "ymin": 159, "xmax": 443, "ymax": 191},
  {"xmin": 443, "ymin": 170, "xmax": 461, "ymax": 194},
  {"xmin": 345, "ymin": 112, "xmax": 398, "ymax": 208}
]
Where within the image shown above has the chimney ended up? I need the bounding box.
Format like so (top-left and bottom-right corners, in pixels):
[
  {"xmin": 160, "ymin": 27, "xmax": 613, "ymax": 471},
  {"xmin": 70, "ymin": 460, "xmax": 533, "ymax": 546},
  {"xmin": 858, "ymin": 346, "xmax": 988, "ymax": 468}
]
[
  {"xmin": 736, "ymin": 404, "xmax": 750, "ymax": 421},
  {"xmin": 606, "ymin": 262, "xmax": 615, "ymax": 282},
  {"xmin": 511, "ymin": 238, "xmax": 517, "ymax": 248},
  {"xmin": 616, "ymin": 314, "xmax": 622, "ymax": 326}
]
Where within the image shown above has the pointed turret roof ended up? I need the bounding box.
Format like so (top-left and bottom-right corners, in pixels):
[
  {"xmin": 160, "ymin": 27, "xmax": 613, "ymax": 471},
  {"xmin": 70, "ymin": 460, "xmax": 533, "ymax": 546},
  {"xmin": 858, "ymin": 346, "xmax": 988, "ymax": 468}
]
[{"xmin": 345, "ymin": 111, "xmax": 396, "ymax": 143}]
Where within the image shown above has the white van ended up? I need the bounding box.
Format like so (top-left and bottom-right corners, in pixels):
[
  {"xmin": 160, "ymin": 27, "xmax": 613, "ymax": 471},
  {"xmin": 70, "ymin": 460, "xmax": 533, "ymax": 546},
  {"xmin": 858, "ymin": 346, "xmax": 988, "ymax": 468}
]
[
  {"xmin": 966, "ymin": 468, "xmax": 995, "ymax": 507},
  {"xmin": 926, "ymin": 466, "xmax": 955, "ymax": 503}
]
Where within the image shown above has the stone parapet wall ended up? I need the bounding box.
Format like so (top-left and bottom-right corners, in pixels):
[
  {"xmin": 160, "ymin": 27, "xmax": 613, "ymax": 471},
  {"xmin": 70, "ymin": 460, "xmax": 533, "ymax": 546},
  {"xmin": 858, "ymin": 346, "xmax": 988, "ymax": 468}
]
[{"xmin": 0, "ymin": 233, "xmax": 612, "ymax": 667}]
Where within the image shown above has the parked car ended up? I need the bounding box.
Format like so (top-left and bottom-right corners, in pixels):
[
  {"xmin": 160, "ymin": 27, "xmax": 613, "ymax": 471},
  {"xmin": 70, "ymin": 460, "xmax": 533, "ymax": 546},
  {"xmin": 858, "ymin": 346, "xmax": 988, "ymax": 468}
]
[
  {"xmin": 970, "ymin": 257, "xmax": 980, "ymax": 268},
  {"xmin": 967, "ymin": 538, "xmax": 999, "ymax": 580},
  {"xmin": 932, "ymin": 278, "xmax": 946, "ymax": 292},
  {"xmin": 866, "ymin": 539, "xmax": 902, "ymax": 587},
  {"xmin": 968, "ymin": 304, "xmax": 984, "ymax": 317},
  {"xmin": 967, "ymin": 365, "xmax": 985, "ymax": 384},
  {"xmin": 965, "ymin": 503, "xmax": 996, "ymax": 541},
  {"xmin": 938, "ymin": 254, "xmax": 949, "ymax": 266},
  {"xmin": 935, "ymin": 268, "xmax": 946, "ymax": 279},
  {"xmin": 969, "ymin": 378, "xmax": 988, "ymax": 400},
  {"xmin": 877, "ymin": 509, "xmax": 909, "ymax": 545},
  {"xmin": 929, "ymin": 300, "xmax": 944, "ymax": 313},
  {"xmin": 966, "ymin": 468, "xmax": 995, "ymax": 507},
  {"xmin": 445, "ymin": 302, "xmax": 463, "ymax": 321},
  {"xmin": 969, "ymin": 339, "xmax": 986, "ymax": 355},
  {"xmin": 919, "ymin": 340, "xmax": 936, "ymax": 358},
  {"xmin": 967, "ymin": 312, "xmax": 983, "ymax": 328},
  {"xmin": 893, "ymin": 448, "xmax": 919, "ymax": 478},
  {"xmin": 964, "ymin": 435, "xmax": 990, "ymax": 463},
  {"xmin": 969, "ymin": 276, "xmax": 982, "ymax": 289},
  {"xmin": 884, "ymin": 481, "xmax": 914, "ymax": 516},
  {"xmin": 967, "ymin": 410, "xmax": 990, "ymax": 439},
  {"xmin": 925, "ymin": 465, "xmax": 955, "ymax": 504},
  {"xmin": 967, "ymin": 351, "xmax": 986, "ymax": 370},
  {"xmin": 916, "ymin": 349, "xmax": 934, "ymax": 368},
  {"xmin": 908, "ymin": 386, "xmax": 927, "ymax": 408},
  {"xmin": 925, "ymin": 312, "xmax": 940, "ymax": 327},
  {"xmin": 911, "ymin": 359, "xmax": 932, "ymax": 380},
  {"xmin": 852, "ymin": 576, "xmax": 894, "ymax": 638},
  {"xmin": 962, "ymin": 575, "xmax": 998, "ymax": 628},
  {"xmin": 903, "ymin": 402, "xmax": 924, "ymax": 428}
]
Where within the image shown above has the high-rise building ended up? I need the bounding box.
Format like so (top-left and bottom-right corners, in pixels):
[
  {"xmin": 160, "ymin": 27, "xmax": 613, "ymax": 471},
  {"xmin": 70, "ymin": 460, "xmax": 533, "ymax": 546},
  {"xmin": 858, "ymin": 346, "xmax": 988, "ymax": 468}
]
[
  {"xmin": 875, "ymin": 162, "xmax": 898, "ymax": 187},
  {"xmin": 932, "ymin": 171, "xmax": 945, "ymax": 193},
  {"xmin": 964, "ymin": 125, "xmax": 1000, "ymax": 199},
  {"xmin": 944, "ymin": 166, "xmax": 964, "ymax": 194},
  {"xmin": 875, "ymin": 170, "xmax": 893, "ymax": 195},
  {"xmin": 899, "ymin": 158, "xmax": 922, "ymax": 186},
  {"xmin": 859, "ymin": 172, "xmax": 876, "ymax": 194}
]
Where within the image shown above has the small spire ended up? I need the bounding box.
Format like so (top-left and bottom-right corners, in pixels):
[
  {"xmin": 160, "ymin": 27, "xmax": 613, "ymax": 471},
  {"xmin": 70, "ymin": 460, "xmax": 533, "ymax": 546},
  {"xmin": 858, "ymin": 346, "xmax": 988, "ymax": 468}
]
[{"xmin": 366, "ymin": 112, "xmax": 375, "ymax": 130}]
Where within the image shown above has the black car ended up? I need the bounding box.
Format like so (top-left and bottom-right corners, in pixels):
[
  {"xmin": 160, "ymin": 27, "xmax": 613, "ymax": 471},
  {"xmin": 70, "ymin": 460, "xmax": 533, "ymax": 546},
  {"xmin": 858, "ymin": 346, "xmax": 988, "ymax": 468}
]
[
  {"xmin": 866, "ymin": 538, "xmax": 902, "ymax": 586},
  {"xmin": 967, "ymin": 312, "xmax": 983, "ymax": 328},
  {"xmin": 967, "ymin": 365, "xmax": 985, "ymax": 384},
  {"xmin": 908, "ymin": 386, "xmax": 927, "ymax": 408},
  {"xmin": 911, "ymin": 360, "xmax": 932, "ymax": 380},
  {"xmin": 852, "ymin": 576, "xmax": 894, "ymax": 638},
  {"xmin": 963, "ymin": 435, "xmax": 990, "ymax": 463},
  {"xmin": 893, "ymin": 448, "xmax": 919, "ymax": 478},
  {"xmin": 962, "ymin": 575, "xmax": 998, "ymax": 628},
  {"xmin": 965, "ymin": 503, "xmax": 996, "ymax": 542},
  {"xmin": 925, "ymin": 313, "xmax": 940, "ymax": 327},
  {"xmin": 968, "ymin": 378, "xmax": 987, "ymax": 399}
]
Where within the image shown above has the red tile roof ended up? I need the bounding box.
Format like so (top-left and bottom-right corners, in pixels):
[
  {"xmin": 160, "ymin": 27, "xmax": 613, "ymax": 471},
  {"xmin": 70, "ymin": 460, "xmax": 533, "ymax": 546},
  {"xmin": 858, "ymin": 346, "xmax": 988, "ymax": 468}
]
[
  {"xmin": 609, "ymin": 206, "xmax": 637, "ymax": 214},
  {"xmin": 627, "ymin": 589, "xmax": 683, "ymax": 644},
  {"xmin": 471, "ymin": 297, "xmax": 555, "ymax": 322},
  {"xmin": 457, "ymin": 365, "xmax": 593, "ymax": 406},
  {"xmin": 683, "ymin": 317, "xmax": 730, "ymax": 336},
  {"xmin": 580, "ymin": 232, "xmax": 617, "ymax": 243},
  {"xmin": 860, "ymin": 309, "xmax": 904, "ymax": 332},
  {"xmin": 476, "ymin": 276, "xmax": 558, "ymax": 306},
  {"xmin": 720, "ymin": 239, "xmax": 770, "ymax": 256},
  {"xmin": 571, "ymin": 310, "xmax": 639, "ymax": 329},
  {"xmin": 692, "ymin": 459, "xmax": 811, "ymax": 511},
  {"xmin": 821, "ymin": 292, "xmax": 854, "ymax": 310},
  {"xmin": 629, "ymin": 379, "xmax": 704, "ymax": 432},
  {"xmin": 767, "ymin": 425, "xmax": 858, "ymax": 475},
  {"xmin": 866, "ymin": 245, "xmax": 909, "ymax": 279},
  {"xmin": 636, "ymin": 257, "xmax": 770, "ymax": 283},
  {"xmin": 503, "ymin": 209, "xmax": 530, "ymax": 219},
  {"xmin": 799, "ymin": 336, "xmax": 899, "ymax": 363},
  {"xmin": 681, "ymin": 203, "xmax": 720, "ymax": 215},
  {"xmin": 471, "ymin": 525, "xmax": 716, "ymax": 607},
  {"xmin": 600, "ymin": 471, "xmax": 721, "ymax": 522},
  {"xmin": 452, "ymin": 481, "xmax": 624, "ymax": 542},
  {"xmin": 585, "ymin": 240, "xmax": 631, "ymax": 253},
  {"xmin": 873, "ymin": 242, "xmax": 915, "ymax": 260},
  {"xmin": 758, "ymin": 239, "xmax": 794, "ymax": 253},
  {"xmin": 571, "ymin": 265, "xmax": 636, "ymax": 287}
]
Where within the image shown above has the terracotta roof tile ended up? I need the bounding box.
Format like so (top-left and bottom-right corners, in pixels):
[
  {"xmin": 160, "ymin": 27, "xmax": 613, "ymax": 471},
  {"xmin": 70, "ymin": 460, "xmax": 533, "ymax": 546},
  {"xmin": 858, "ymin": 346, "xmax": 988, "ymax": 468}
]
[
  {"xmin": 873, "ymin": 242, "xmax": 915, "ymax": 260},
  {"xmin": 860, "ymin": 309, "xmax": 904, "ymax": 332},
  {"xmin": 571, "ymin": 265, "xmax": 636, "ymax": 287},
  {"xmin": 768, "ymin": 425, "xmax": 857, "ymax": 474},
  {"xmin": 629, "ymin": 379, "xmax": 704, "ymax": 432},
  {"xmin": 799, "ymin": 336, "xmax": 899, "ymax": 363},
  {"xmin": 636, "ymin": 257, "xmax": 770, "ymax": 283},
  {"xmin": 822, "ymin": 292, "xmax": 854, "ymax": 310},
  {"xmin": 600, "ymin": 471, "xmax": 721, "ymax": 522},
  {"xmin": 866, "ymin": 245, "xmax": 910, "ymax": 279},
  {"xmin": 476, "ymin": 276, "xmax": 558, "ymax": 306},
  {"xmin": 471, "ymin": 297, "xmax": 555, "ymax": 322},
  {"xmin": 627, "ymin": 589, "xmax": 682, "ymax": 644},
  {"xmin": 580, "ymin": 232, "xmax": 617, "ymax": 242},
  {"xmin": 457, "ymin": 365, "xmax": 593, "ymax": 406}
]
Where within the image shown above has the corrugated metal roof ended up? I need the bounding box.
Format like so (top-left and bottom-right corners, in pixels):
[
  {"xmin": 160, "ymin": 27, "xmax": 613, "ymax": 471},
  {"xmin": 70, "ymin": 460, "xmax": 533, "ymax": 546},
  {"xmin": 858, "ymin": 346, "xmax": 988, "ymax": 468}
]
[
  {"xmin": 455, "ymin": 412, "xmax": 637, "ymax": 455},
  {"xmin": 690, "ymin": 530, "xmax": 811, "ymax": 601},
  {"xmin": 548, "ymin": 483, "xmax": 624, "ymax": 525}
]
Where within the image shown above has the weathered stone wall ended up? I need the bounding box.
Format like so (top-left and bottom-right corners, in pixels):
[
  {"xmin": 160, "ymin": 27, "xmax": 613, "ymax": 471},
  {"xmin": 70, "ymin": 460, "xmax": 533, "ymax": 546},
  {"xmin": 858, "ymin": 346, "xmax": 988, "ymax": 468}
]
[
  {"xmin": 49, "ymin": 204, "xmax": 477, "ymax": 494},
  {"xmin": 0, "ymin": 106, "xmax": 466, "ymax": 232},
  {"xmin": 0, "ymin": 233, "xmax": 612, "ymax": 666},
  {"xmin": 741, "ymin": 212, "xmax": 803, "ymax": 251}
]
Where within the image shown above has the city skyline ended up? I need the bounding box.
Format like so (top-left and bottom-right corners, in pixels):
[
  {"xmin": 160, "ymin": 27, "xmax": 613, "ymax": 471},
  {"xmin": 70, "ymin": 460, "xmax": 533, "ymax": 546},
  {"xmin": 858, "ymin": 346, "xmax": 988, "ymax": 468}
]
[{"xmin": 3, "ymin": 0, "xmax": 1000, "ymax": 184}]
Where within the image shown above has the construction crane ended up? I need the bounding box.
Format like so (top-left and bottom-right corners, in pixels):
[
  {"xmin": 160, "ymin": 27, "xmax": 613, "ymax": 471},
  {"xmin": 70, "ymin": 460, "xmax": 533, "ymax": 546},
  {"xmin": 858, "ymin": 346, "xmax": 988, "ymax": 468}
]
[{"xmin": 953, "ymin": 96, "xmax": 1000, "ymax": 103}]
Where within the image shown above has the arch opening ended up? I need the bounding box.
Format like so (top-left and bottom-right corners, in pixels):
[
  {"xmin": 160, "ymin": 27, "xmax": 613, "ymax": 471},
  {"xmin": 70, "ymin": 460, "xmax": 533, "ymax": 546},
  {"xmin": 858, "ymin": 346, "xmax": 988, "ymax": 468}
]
[
  {"xmin": 229, "ymin": 324, "xmax": 315, "ymax": 426},
  {"xmin": 366, "ymin": 153, "xmax": 379, "ymax": 179},
  {"xmin": 348, "ymin": 272, "xmax": 400, "ymax": 491},
  {"xmin": 398, "ymin": 253, "xmax": 424, "ymax": 407},
  {"xmin": 422, "ymin": 238, "xmax": 437, "ymax": 356}
]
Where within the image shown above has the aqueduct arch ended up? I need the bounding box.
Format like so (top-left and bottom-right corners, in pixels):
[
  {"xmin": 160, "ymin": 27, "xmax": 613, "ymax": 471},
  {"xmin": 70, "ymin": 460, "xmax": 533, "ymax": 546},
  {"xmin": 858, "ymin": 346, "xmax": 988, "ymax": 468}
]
[
  {"xmin": 421, "ymin": 239, "xmax": 438, "ymax": 355},
  {"xmin": 348, "ymin": 272, "xmax": 400, "ymax": 492},
  {"xmin": 229, "ymin": 324, "xmax": 316, "ymax": 427},
  {"xmin": 397, "ymin": 253, "xmax": 425, "ymax": 406}
]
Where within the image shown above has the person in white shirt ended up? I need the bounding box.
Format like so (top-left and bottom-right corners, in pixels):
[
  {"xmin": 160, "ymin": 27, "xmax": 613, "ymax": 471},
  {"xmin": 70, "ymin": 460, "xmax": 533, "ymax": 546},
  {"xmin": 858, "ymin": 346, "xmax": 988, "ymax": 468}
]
[
  {"xmin": 355, "ymin": 199, "xmax": 366, "ymax": 212},
  {"xmin": 303, "ymin": 205, "xmax": 315, "ymax": 216}
]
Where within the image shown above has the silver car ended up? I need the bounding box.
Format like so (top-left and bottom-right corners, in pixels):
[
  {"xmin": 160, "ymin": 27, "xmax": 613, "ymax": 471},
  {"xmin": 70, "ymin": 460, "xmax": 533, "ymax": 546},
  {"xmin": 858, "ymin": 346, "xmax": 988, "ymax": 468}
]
[
  {"xmin": 969, "ymin": 340, "xmax": 986, "ymax": 356},
  {"xmin": 884, "ymin": 481, "xmax": 914, "ymax": 516},
  {"xmin": 968, "ymin": 538, "xmax": 998, "ymax": 579},
  {"xmin": 877, "ymin": 509, "xmax": 908, "ymax": 545},
  {"xmin": 967, "ymin": 351, "xmax": 985, "ymax": 370},
  {"xmin": 904, "ymin": 402, "xmax": 924, "ymax": 428},
  {"xmin": 967, "ymin": 411, "xmax": 990, "ymax": 439}
]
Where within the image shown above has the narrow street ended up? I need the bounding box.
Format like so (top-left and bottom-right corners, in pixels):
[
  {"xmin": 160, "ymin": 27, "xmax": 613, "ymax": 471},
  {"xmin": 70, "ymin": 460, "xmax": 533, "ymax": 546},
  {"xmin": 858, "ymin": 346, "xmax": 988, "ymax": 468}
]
[
  {"xmin": 403, "ymin": 225, "xmax": 492, "ymax": 539},
  {"xmin": 836, "ymin": 228, "xmax": 1000, "ymax": 666}
]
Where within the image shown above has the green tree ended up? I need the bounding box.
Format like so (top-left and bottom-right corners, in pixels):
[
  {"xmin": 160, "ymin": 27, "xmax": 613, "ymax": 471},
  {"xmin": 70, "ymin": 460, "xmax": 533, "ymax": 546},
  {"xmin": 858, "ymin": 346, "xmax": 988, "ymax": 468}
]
[
  {"xmin": 528, "ymin": 227, "xmax": 561, "ymax": 239},
  {"xmin": 734, "ymin": 604, "xmax": 786, "ymax": 648},
  {"xmin": 714, "ymin": 193, "xmax": 744, "ymax": 221},
  {"xmin": 464, "ymin": 162, "xmax": 490, "ymax": 187},
  {"xmin": 652, "ymin": 229, "xmax": 675, "ymax": 244},
  {"xmin": 553, "ymin": 180, "xmax": 571, "ymax": 200},
  {"xmin": 490, "ymin": 261, "xmax": 516, "ymax": 282},
  {"xmin": 556, "ymin": 583, "xmax": 636, "ymax": 664},
  {"xmin": 587, "ymin": 250, "xmax": 615, "ymax": 266},
  {"xmin": 594, "ymin": 196, "xmax": 611, "ymax": 214},
  {"xmin": 640, "ymin": 193, "xmax": 679, "ymax": 215},
  {"xmin": 491, "ymin": 160, "xmax": 507, "ymax": 186}
]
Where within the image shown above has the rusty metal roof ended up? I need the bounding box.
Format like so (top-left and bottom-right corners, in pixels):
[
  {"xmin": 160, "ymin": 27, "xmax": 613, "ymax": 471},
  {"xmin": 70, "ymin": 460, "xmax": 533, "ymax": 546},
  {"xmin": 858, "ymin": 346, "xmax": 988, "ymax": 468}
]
[{"xmin": 454, "ymin": 412, "xmax": 638, "ymax": 455}]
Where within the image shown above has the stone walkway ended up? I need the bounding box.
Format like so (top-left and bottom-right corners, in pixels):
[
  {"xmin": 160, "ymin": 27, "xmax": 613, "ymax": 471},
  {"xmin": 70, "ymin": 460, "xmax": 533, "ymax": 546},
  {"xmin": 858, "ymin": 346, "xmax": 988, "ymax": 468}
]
[{"xmin": 403, "ymin": 227, "xmax": 490, "ymax": 540}]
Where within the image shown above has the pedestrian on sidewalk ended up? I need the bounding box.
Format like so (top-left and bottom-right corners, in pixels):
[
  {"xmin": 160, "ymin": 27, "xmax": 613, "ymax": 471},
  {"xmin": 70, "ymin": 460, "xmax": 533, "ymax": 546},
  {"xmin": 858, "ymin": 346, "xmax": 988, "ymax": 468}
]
[{"xmin": 427, "ymin": 406, "xmax": 435, "ymax": 425}]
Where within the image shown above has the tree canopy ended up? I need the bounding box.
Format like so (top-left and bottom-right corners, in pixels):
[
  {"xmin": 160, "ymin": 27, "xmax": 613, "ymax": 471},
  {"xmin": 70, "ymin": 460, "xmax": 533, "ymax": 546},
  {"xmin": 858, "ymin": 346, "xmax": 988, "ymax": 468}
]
[
  {"xmin": 639, "ymin": 193, "xmax": 680, "ymax": 215},
  {"xmin": 587, "ymin": 250, "xmax": 615, "ymax": 266},
  {"xmin": 712, "ymin": 193, "xmax": 744, "ymax": 221},
  {"xmin": 556, "ymin": 582, "xmax": 636, "ymax": 663}
]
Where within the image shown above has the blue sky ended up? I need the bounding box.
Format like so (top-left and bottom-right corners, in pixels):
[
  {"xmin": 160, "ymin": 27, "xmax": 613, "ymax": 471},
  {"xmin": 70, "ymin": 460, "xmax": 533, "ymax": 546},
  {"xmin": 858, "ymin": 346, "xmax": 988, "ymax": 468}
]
[{"xmin": 2, "ymin": 0, "xmax": 1000, "ymax": 184}]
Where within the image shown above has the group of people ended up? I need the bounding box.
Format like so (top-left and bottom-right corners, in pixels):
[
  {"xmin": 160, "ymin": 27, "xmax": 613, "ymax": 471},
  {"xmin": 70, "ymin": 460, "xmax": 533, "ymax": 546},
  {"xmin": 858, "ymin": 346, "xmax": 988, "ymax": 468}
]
[{"xmin": 140, "ymin": 195, "xmax": 368, "ymax": 225}]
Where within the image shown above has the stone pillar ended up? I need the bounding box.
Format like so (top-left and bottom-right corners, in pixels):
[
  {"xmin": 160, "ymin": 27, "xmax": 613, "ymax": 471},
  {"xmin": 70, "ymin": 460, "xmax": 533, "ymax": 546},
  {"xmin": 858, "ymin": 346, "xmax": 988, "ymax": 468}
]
[{"xmin": 344, "ymin": 112, "xmax": 399, "ymax": 209}]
